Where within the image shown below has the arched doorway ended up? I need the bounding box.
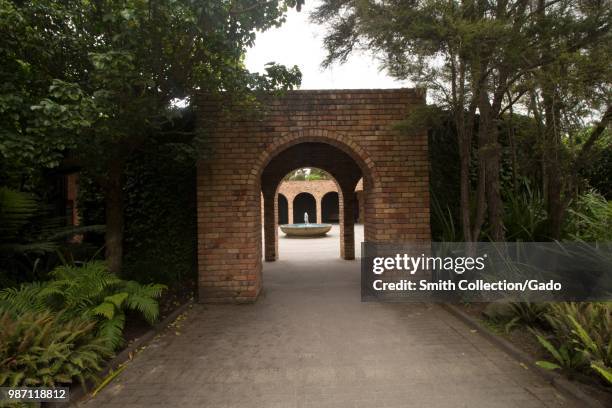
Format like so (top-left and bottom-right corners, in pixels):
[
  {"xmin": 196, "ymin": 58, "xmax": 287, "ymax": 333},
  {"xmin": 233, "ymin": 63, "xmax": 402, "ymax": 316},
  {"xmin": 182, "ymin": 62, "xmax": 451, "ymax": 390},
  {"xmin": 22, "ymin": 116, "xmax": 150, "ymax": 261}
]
[
  {"xmin": 278, "ymin": 193, "xmax": 288, "ymax": 224},
  {"xmin": 321, "ymin": 192, "xmax": 339, "ymax": 223},
  {"xmin": 292, "ymin": 193, "xmax": 316, "ymax": 224},
  {"xmin": 261, "ymin": 141, "xmax": 367, "ymax": 263}
]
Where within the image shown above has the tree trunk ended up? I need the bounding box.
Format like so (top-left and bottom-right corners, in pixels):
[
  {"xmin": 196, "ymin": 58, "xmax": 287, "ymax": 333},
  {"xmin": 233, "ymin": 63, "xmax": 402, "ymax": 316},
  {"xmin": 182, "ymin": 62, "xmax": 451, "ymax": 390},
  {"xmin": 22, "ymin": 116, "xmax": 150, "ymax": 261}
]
[
  {"xmin": 105, "ymin": 159, "xmax": 125, "ymax": 275},
  {"xmin": 458, "ymin": 128, "xmax": 474, "ymax": 242},
  {"xmin": 541, "ymin": 72, "xmax": 564, "ymax": 239},
  {"xmin": 479, "ymin": 89, "xmax": 505, "ymax": 241},
  {"xmin": 484, "ymin": 134, "xmax": 504, "ymax": 241}
]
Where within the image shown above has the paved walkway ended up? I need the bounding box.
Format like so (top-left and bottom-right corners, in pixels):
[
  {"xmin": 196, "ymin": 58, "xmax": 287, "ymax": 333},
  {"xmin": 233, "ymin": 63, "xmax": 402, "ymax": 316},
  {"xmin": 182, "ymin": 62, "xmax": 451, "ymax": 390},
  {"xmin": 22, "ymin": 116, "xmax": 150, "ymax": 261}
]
[{"xmin": 82, "ymin": 226, "xmax": 577, "ymax": 407}]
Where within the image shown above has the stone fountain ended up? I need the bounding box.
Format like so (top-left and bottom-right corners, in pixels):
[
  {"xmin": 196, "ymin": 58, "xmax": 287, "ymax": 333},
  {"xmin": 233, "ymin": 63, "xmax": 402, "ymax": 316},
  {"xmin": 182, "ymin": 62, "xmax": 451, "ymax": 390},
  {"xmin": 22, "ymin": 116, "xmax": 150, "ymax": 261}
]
[{"xmin": 280, "ymin": 212, "xmax": 332, "ymax": 237}]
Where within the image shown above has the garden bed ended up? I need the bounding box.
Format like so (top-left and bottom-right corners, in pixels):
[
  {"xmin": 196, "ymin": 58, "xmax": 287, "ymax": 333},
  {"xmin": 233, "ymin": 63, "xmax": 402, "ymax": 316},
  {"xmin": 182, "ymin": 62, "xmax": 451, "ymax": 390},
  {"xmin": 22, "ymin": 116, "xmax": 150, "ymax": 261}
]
[{"xmin": 457, "ymin": 302, "xmax": 612, "ymax": 407}]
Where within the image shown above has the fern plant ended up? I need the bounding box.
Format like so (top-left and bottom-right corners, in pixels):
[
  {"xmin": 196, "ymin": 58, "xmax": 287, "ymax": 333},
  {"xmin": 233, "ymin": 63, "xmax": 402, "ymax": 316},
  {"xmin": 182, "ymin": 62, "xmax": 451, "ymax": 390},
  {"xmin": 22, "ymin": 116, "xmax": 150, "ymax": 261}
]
[
  {"xmin": 0, "ymin": 261, "xmax": 166, "ymax": 349},
  {"xmin": 0, "ymin": 310, "xmax": 113, "ymax": 388}
]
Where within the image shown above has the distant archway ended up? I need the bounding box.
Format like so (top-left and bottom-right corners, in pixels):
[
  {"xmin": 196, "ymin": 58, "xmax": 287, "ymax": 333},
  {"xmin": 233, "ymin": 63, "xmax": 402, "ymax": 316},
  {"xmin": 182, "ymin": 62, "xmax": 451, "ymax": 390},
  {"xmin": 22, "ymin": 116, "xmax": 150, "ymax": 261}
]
[
  {"xmin": 293, "ymin": 193, "xmax": 316, "ymax": 224},
  {"xmin": 278, "ymin": 194, "xmax": 288, "ymax": 224},
  {"xmin": 321, "ymin": 192, "xmax": 339, "ymax": 223}
]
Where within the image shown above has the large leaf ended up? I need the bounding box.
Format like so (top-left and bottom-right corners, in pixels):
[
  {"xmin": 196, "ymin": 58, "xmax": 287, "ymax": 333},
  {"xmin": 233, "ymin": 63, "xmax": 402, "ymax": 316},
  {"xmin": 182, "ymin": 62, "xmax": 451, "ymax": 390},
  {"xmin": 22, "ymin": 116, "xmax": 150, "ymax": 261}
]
[
  {"xmin": 536, "ymin": 361, "xmax": 561, "ymax": 370},
  {"xmin": 591, "ymin": 362, "xmax": 612, "ymax": 384},
  {"xmin": 535, "ymin": 334, "xmax": 564, "ymax": 365},
  {"xmin": 91, "ymin": 302, "xmax": 115, "ymax": 320},
  {"xmin": 104, "ymin": 292, "xmax": 128, "ymax": 309}
]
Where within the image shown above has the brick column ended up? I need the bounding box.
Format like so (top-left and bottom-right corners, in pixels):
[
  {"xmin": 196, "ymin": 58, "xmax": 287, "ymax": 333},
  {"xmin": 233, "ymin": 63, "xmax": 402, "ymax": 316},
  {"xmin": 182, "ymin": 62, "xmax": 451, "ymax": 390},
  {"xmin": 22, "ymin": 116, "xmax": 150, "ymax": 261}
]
[
  {"xmin": 287, "ymin": 194, "xmax": 294, "ymax": 224},
  {"xmin": 340, "ymin": 186, "xmax": 355, "ymax": 260},
  {"xmin": 356, "ymin": 191, "xmax": 365, "ymax": 224},
  {"xmin": 316, "ymin": 196, "xmax": 322, "ymax": 223},
  {"xmin": 263, "ymin": 189, "xmax": 278, "ymax": 261}
]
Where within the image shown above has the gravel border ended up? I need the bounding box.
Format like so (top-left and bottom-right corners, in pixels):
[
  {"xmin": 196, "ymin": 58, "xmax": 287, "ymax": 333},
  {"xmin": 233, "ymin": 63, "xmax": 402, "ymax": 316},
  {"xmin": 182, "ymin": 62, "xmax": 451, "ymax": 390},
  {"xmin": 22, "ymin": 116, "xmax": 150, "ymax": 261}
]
[{"xmin": 441, "ymin": 303, "xmax": 605, "ymax": 408}]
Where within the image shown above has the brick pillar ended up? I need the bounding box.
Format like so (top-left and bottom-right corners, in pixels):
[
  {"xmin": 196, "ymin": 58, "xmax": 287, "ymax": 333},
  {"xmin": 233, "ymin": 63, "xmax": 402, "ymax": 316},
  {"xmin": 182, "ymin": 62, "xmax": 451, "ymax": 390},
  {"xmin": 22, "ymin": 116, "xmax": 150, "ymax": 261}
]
[
  {"xmin": 263, "ymin": 190, "xmax": 278, "ymax": 261},
  {"xmin": 356, "ymin": 191, "xmax": 365, "ymax": 224},
  {"xmin": 340, "ymin": 186, "xmax": 355, "ymax": 260},
  {"xmin": 316, "ymin": 196, "xmax": 322, "ymax": 223},
  {"xmin": 287, "ymin": 194, "xmax": 294, "ymax": 224}
]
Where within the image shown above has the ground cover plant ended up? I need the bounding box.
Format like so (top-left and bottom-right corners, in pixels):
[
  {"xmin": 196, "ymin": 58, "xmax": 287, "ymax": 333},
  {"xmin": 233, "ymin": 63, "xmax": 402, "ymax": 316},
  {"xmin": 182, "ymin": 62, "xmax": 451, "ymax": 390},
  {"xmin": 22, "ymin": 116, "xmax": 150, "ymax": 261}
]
[
  {"xmin": 484, "ymin": 301, "xmax": 612, "ymax": 388},
  {"xmin": 0, "ymin": 261, "xmax": 165, "ymax": 388}
]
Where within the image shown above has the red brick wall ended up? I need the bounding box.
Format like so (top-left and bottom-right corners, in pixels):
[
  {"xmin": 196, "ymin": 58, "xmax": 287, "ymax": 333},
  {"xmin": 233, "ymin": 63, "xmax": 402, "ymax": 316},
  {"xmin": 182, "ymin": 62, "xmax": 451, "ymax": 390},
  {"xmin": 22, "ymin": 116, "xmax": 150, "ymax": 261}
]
[
  {"xmin": 197, "ymin": 89, "xmax": 430, "ymax": 303},
  {"xmin": 277, "ymin": 180, "xmax": 337, "ymax": 223},
  {"xmin": 263, "ymin": 180, "xmax": 363, "ymax": 223}
]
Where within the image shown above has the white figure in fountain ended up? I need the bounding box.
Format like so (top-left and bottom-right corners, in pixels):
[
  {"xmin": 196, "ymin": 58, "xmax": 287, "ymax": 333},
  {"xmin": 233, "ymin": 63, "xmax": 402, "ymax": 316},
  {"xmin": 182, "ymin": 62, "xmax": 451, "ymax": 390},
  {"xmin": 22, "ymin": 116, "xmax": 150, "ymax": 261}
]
[{"xmin": 304, "ymin": 212, "xmax": 309, "ymax": 224}]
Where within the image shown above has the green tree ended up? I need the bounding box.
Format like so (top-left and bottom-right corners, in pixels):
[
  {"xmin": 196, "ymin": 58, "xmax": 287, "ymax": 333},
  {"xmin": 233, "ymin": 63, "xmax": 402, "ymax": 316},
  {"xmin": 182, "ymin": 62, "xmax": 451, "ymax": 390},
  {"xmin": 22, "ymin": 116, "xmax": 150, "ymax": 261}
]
[
  {"xmin": 1, "ymin": 1, "xmax": 303, "ymax": 274},
  {"xmin": 313, "ymin": 0, "xmax": 610, "ymax": 241},
  {"xmin": 528, "ymin": 0, "xmax": 611, "ymax": 237}
]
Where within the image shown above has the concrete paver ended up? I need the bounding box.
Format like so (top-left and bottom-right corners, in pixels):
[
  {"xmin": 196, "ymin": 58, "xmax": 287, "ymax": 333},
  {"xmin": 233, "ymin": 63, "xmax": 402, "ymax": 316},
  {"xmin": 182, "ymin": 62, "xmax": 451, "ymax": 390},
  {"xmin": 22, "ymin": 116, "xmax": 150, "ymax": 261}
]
[{"xmin": 81, "ymin": 226, "xmax": 578, "ymax": 407}]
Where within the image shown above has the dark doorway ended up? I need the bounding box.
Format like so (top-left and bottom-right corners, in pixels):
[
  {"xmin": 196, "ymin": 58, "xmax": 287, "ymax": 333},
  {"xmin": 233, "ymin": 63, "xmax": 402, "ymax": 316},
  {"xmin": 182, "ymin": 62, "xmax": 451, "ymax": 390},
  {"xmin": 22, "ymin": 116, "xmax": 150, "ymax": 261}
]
[
  {"xmin": 321, "ymin": 192, "xmax": 339, "ymax": 223},
  {"xmin": 278, "ymin": 193, "xmax": 288, "ymax": 224},
  {"xmin": 293, "ymin": 192, "xmax": 316, "ymax": 224}
]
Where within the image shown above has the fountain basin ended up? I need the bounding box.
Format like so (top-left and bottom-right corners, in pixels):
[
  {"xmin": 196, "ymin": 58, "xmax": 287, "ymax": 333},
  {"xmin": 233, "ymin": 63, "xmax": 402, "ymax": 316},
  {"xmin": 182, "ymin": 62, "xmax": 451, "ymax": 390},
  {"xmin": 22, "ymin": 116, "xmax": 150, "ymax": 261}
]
[{"xmin": 280, "ymin": 223, "xmax": 332, "ymax": 237}]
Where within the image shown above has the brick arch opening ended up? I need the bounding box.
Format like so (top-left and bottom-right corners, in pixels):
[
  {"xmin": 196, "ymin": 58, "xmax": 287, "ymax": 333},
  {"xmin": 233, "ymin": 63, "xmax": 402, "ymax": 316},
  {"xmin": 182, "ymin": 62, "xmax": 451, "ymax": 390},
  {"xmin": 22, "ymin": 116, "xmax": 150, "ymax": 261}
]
[
  {"xmin": 278, "ymin": 193, "xmax": 288, "ymax": 224},
  {"xmin": 260, "ymin": 141, "xmax": 365, "ymax": 264},
  {"xmin": 321, "ymin": 192, "xmax": 340, "ymax": 223},
  {"xmin": 292, "ymin": 192, "xmax": 316, "ymax": 224},
  {"xmin": 251, "ymin": 128, "xmax": 379, "ymax": 195},
  {"xmin": 270, "ymin": 169, "xmax": 346, "ymax": 259}
]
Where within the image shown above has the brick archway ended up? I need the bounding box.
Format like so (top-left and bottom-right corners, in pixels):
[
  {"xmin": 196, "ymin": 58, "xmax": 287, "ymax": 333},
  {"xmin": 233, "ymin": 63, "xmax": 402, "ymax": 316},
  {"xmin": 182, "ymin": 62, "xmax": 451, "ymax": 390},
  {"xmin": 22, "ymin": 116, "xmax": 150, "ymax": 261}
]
[
  {"xmin": 277, "ymin": 193, "xmax": 288, "ymax": 224},
  {"xmin": 250, "ymin": 128, "xmax": 380, "ymax": 194},
  {"xmin": 292, "ymin": 192, "xmax": 316, "ymax": 224},
  {"xmin": 321, "ymin": 191, "xmax": 339, "ymax": 223},
  {"xmin": 276, "ymin": 179, "xmax": 339, "ymax": 224},
  {"xmin": 196, "ymin": 89, "xmax": 430, "ymax": 303}
]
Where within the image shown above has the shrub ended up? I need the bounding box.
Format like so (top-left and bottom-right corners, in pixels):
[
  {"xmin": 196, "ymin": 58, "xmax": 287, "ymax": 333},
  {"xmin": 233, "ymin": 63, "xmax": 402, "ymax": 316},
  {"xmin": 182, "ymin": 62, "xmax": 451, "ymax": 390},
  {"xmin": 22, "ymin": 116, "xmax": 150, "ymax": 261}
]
[
  {"xmin": 534, "ymin": 302, "xmax": 612, "ymax": 384},
  {"xmin": 564, "ymin": 191, "xmax": 612, "ymax": 241},
  {"xmin": 483, "ymin": 302, "xmax": 550, "ymax": 333},
  {"xmin": 0, "ymin": 261, "xmax": 166, "ymax": 349},
  {"xmin": 502, "ymin": 180, "xmax": 548, "ymax": 241},
  {"xmin": 77, "ymin": 142, "xmax": 197, "ymax": 285},
  {"xmin": 0, "ymin": 310, "xmax": 112, "ymax": 388}
]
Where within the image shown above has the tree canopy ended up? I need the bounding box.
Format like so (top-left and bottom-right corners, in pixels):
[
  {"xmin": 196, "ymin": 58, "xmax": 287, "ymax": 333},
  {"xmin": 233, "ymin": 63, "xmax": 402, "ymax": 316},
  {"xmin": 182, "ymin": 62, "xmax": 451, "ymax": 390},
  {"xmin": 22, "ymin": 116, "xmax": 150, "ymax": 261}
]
[
  {"xmin": 1, "ymin": 0, "xmax": 305, "ymax": 273},
  {"xmin": 314, "ymin": 0, "xmax": 611, "ymax": 240}
]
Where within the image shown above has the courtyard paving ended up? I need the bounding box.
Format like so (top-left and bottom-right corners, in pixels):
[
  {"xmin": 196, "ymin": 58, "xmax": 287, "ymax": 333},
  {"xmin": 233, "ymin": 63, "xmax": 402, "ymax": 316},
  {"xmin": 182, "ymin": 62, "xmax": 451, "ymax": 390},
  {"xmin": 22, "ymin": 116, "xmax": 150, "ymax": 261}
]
[{"xmin": 81, "ymin": 226, "xmax": 578, "ymax": 407}]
